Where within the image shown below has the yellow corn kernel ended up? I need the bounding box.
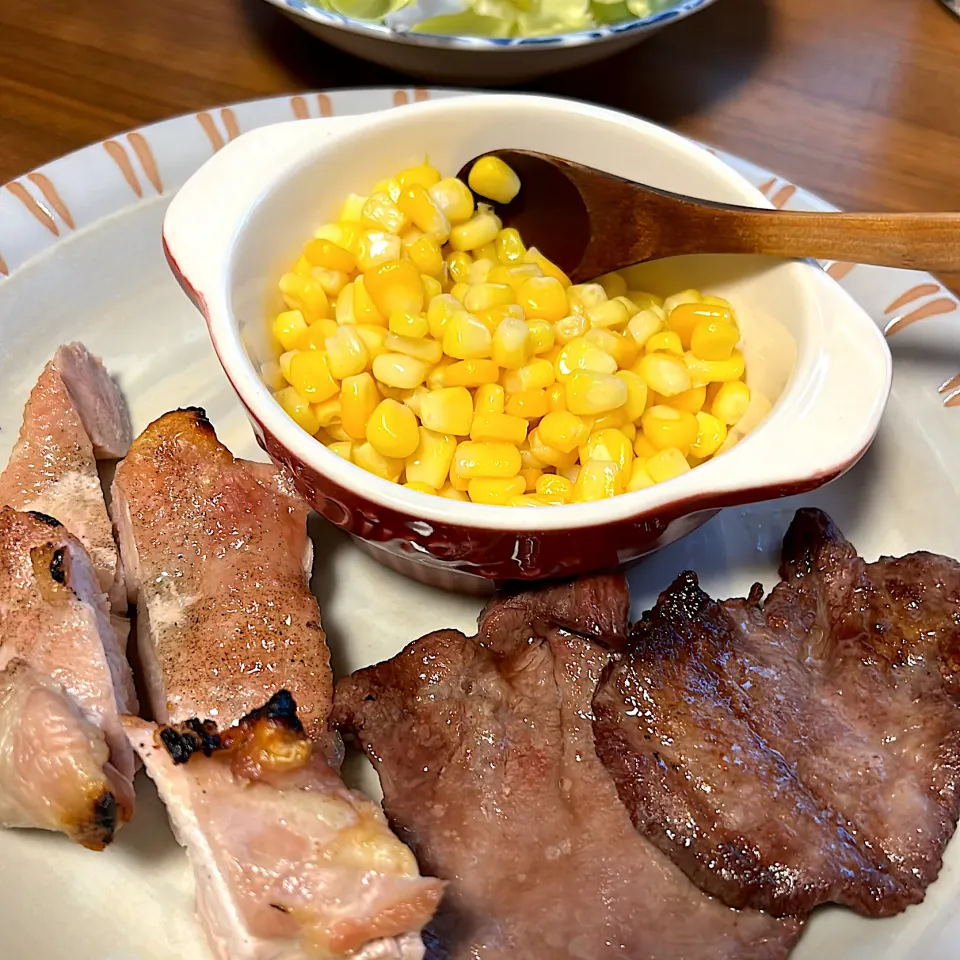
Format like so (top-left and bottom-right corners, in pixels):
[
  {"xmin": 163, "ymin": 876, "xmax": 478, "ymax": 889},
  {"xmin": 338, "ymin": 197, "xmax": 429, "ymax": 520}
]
[
  {"xmin": 339, "ymin": 194, "xmax": 368, "ymax": 222},
  {"xmin": 449, "ymin": 211, "xmax": 500, "ymax": 252},
  {"xmin": 613, "ymin": 295, "xmax": 640, "ymax": 319},
  {"xmin": 626, "ymin": 459, "xmax": 655, "ymax": 491},
  {"xmin": 398, "ymin": 161, "xmax": 441, "ymax": 190},
  {"xmin": 572, "ymin": 460, "xmax": 623, "ymax": 501},
  {"xmin": 501, "ymin": 358, "xmax": 555, "ymax": 394},
  {"xmin": 396, "ymin": 184, "xmax": 450, "ymax": 242},
  {"xmin": 437, "ymin": 484, "xmax": 469, "ymax": 501},
  {"xmin": 261, "ymin": 360, "xmax": 286, "ymax": 391},
  {"xmin": 325, "ymin": 423, "xmax": 352, "ymax": 443},
  {"xmin": 492, "ymin": 318, "xmax": 532, "ymax": 370},
  {"xmin": 663, "ymin": 288, "xmax": 702, "ymax": 315},
  {"xmin": 354, "ymin": 324, "xmax": 389, "ymax": 361},
  {"xmin": 276, "ymin": 385, "xmax": 321, "ymax": 435},
  {"xmin": 335, "ymin": 284, "xmax": 356, "ymax": 325},
  {"xmin": 468, "ymin": 155, "xmax": 521, "ymax": 204},
  {"xmin": 622, "ymin": 422, "xmax": 637, "ymax": 441},
  {"xmin": 327, "ymin": 440, "xmax": 353, "ymax": 462},
  {"xmin": 388, "ymin": 310, "xmax": 429, "ymax": 339},
  {"xmin": 510, "ymin": 494, "xmax": 545, "ymax": 506},
  {"xmin": 340, "ymin": 372, "xmax": 380, "ymax": 440},
  {"xmin": 519, "ymin": 443, "xmax": 545, "ymax": 470},
  {"xmin": 633, "ymin": 432, "xmax": 658, "ymax": 458},
  {"xmin": 426, "ymin": 357, "xmax": 453, "ymax": 390},
  {"xmin": 310, "ymin": 267, "xmax": 350, "ymax": 299},
  {"xmin": 356, "ymin": 231, "xmax": 403, "ymax": 273},
  {"xmin": 645, "ymin": 331, "xmax": 684, "ymax": 356},
  {"xmin": 364, "ymin": 260, "xmax": 425, "ymax": 317},
  {"xmin": 475, "ymin": 383, "xmax": 505, "ymax": 415},
  {"xmin": 580, "ymin": 428, "xmax": 633, "ymax": 475},
  {"xmin": 468, "ymin": 476, "xmax": 525, "ymax": 505},
  {"xmin": 626, "ymin": 308, "xmax": 665, "ymax": 347},
  {"xmin": 690, "ymin": 411, "xmax": 727, "ymax": 458},
  {"xmin": 371, "ymin": 352, "xmax": 430, "ymax": 389},
  {"xmin": 470, "ymin": 412, "xmax": 528, "ymax": 445},
  {"xmin": 527, "ymin": 319, "xmax": 555, "ymax": 355},
  {"xmin": 448, "ymin": 456, "xmax": 470, "ymax": 491},
  {"xmin": 450, "ymin": 282, "xmax": 469, "ymax": 302},
  {"xmin": 454, "ymin": 441, "xmax": 521, "ymax": 479},
  {"xmin": 422, "ymin": 274, "xmax": 442, "ymax": 302},
  {"xmin": 517, "ymin": 276, "xmax": 569, "ymax": 323},
  {"xmin": 382, "ymin": 332, "xmax": 441, "ymax": 364},
  {"xmin": 585, "ymin": 328, "xmax": 637, "ymax": 369},
  {"xmin": 556, "ymin": 337, "xmax": 618, "ymax": 381},
  {"xmin": 312, "ymin": 396, "xmax": 342, "ymax": 428},
  {"xmin": 430, "ymin": 177, "xmax": 475, "ymax": 224},
  {"xmin": 294, "ymin": 254, "xmax": 313, "ymax": 278},
  {"xmin": 405, "ymin": 427, "xmax": 457, "ymax": 489},
  {"xmin": 353, "ymin": 442, "xmax": 404, "ymax": 482},
  {"xmin": 591, "ymin": 407, "xmax": 628, "ymax": 431},
  {"xmin": 496, "ymin": 227, "xmax": 526, "ymax": 264},
  {"xmin": 597, "ymin": 272, "xmax": 628, "ymax": 299},
  {"xmin": 304, "ymin": 238, "xmax": 357, "ymax": 274},
  {"xmin": 278, "ymin": 350, "xmax": 297, "ymax": 382},
  {"xmin": 443, "ymin": 311, "xmax": 493, "ymax": 360},
  {"xmin": 538, "ymin": 410, "xmax": 590, "ymax": 454},
  {"xmin": 667, "ymin": 299, "xmax": 732, "ymax": 349},
  {"xmin": 565, "ymin": 371, "xmax": 628, "ymax": 416},
  {"xmin": 353, "ymin": 276, "xmax": 387, "ymax": 327},
  {"xmin": 690, "ymin": 319, "xmax": 740, "ymax": 361},
  {"xmin": 712, "ymin": 380, "xmax": 752, "ymax": 425},
  {"xmin": 365, "ymin": 399, "xmax": 419, "ymax": 459},
  {"xmin": 475, "ymin": 242, "xmax": 499, "ymax": 264},
  {"xmin": 519, "ymin": 466, "xmax": 542, "ymax": 492},
  {"xmin": 361, "ymin": 191, "xmax": 407, "ymax": 234},
  {"xmin": 407, "ymin": 236, "xmax": 444, "ymax": 277},
  {"xmin": 524, "ymin": 247, "xmax": 570, "ymax": 287},
  {"xmin": 505, "ymin": 388, "xmax": 549, "ymax": 420},
  {"xmin": 446, "ymin": 251, "xmax": 473, "ymax": 285},
  {"xmin": 475, "ymin": 304, "xmax": 525, "ymax": 334},
  {"xmin": 280, "ymin": 273, "xmax": 330, "ymax": 323},
  {"xmin": 665, "ymin": 384, "xmax": 706, "ymax": 415},
  {"xmin": 400, "ymin": 384, "xmax": 429, "ymax": 418},
  {"xmin": 636, "ymin": 353, "xmax": 692, "ymax": 397},
  {"xmin": 420, "ymin": 386, "xmax": 473, "ymax": 435},
  {"xmin": 641, "ymin": 405, "xmax": 699, "ymax": 454},
  {"xmin": 273, "ymin": 309, "xmax": 309, "ymax": 351},
  {"xmin": 404, "ymin": 481, "xmax": 436, "ymax": 495},
  {"xmin": 684, "ymin": 349, "xmax": 745, "ymax": 386},
  {"xmin": 528, "ymin": 428, "xmax": 578, "ymax": 470},
  {"xmin": 586, "ymin": 298, "xmax": 631, "ymax": 331},
  {"xmin": 567, "ymin": 283, "xmax": 607, "ymax": 315},
  {"xmin": 489, "ymin": 262, "xmax": 542, "ymax": 296},
  {"xmin": 444, "ymin": 358, "xmax": 501, "ymax": 387},
  {"xmin": 535, "ymin": 474, "xmax": 572, "ymax": 503},
  {"xmin": 546, "ymin": 382, "xmax": 567, "ymax": 413},
  {"xmin": 646, "ymin": 447, "xmax": 691, "ymax": 484},
  {"xmin": 298, "ymin": 318, "xmax": 340, "ymax": 350},
  {"xmin": 427, "ymin": 294, "xmax": 462, "ymax": 339},
  {"xmin": 287, "ymin": 351, "xmax": 339, "ymax": 403},
  {"xmin": 615, "ymin": 370, "xmax": 648, "ymax": 421},
  {"xmin": 325, "ymin": 327, "xmax": 369, "ymax": 380},
  {"xmin": 553, "ymin": 314, "xmax": 588, "ymax": 345},
  {"xmin": 463, "ymin": 283, "xmax": 515, "ymax": 313},
  {"xmin": 623, "ymin": 290, "xmax": 663, "ymax": 312}
]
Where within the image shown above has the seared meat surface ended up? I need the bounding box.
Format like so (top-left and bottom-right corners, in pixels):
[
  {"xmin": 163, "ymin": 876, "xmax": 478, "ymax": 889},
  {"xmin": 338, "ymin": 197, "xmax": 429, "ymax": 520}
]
[
  {"xmin": 593, "ymin": 508, "xmax": 960, "ymax": 918},
  {"xmin": 335, "ymin": 576, "xmax": 799, "ymax": 960}
]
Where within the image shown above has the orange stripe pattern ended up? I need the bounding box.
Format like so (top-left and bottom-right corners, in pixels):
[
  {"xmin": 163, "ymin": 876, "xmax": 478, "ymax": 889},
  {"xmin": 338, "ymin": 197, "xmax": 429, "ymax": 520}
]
[
  {"xmin": 197, "ymin": 112, "xmax": 224, "ymax": 152},
  {"xmin": 26, "ymin": 173, "xmax": 75, "ymax": 230},
  {"xmin": 7, "ymin": 181, "xmax": 59, "ymax": 235},
  {"xmin": 884, "ymin": 283, "xmax": 941, "ymax": 314},
  {"xmin": 127, "ymin": 133, "xmax": 163, "ymax": 193},
  {"xmin": 885, "ymin": 298, "xmax": 958, "ymax": 336}
]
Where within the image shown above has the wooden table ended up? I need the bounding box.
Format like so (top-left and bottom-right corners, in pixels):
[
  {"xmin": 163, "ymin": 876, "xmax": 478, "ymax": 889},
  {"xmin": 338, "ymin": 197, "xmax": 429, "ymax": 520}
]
[{"xmin": 1, "ymin": 0, "xmax": 958, "ymax": 293}]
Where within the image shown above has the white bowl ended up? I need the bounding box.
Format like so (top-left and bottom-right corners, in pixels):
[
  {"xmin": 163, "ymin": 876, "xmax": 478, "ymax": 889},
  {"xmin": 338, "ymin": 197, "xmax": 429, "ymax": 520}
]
[
  {"xmin": 261, "ymin": 0, "xmax": 720, "ymax": 84},
  {"xmin": 163, "ymin": 93, "xmax": 892, "ymax": 592}
]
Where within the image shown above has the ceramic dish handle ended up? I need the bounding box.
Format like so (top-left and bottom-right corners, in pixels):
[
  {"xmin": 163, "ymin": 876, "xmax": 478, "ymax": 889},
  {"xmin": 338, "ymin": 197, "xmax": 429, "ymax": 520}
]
[
  {"xmin": 162, "ymin": 117, "xmax": 367, "ymax": 309},
  {"xmin": 685, "ymin": 269, "xmax": 892, "ymax": 505}
]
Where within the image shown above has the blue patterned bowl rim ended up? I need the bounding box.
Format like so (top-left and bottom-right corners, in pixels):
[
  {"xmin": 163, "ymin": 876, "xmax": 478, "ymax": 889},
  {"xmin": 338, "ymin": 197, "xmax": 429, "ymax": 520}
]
[{"xmin": 264, "ymin": 0, "xmax": 719, "ymax": 50}]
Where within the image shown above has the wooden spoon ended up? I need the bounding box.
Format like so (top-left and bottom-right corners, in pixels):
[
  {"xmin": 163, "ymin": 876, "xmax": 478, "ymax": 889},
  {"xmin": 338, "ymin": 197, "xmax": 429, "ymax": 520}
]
[{"xmin": 457, "ymin": 149, "xmax": 960, "ymax": 283}]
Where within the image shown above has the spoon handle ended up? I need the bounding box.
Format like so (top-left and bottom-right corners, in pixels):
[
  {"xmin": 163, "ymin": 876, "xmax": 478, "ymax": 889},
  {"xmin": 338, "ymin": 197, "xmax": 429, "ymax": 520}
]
[{"xmin": 663, "ymin": 204, "xmax": 960, "ymax": 271}]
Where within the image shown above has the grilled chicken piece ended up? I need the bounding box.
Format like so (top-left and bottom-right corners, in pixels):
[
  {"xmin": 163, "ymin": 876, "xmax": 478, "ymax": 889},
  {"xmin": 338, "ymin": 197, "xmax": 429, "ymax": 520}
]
[
  {"xmin": 334, "ymin": 578, "xmax": 799, "ymax": 960},
  {"xmin": 593, "ymin": 508, "xmax": 960, "ymax": 918},
  {"xmin": 0, "ymin": 508, "xmax": 136, "ymax": 840},
  {"xmin": 126, "ymin": 693, "xmax": 444, "ymax": 960},
  {"xmin": 0, "ymin": 343, "xmax": 132, "ymax": 612},
  {"xmin": 0, "ymin": 658, "xmax": 120, "ymax": 850},
  {"xmin": 111, "ymin": 408, "xmax": 331, "ymax": 740}
]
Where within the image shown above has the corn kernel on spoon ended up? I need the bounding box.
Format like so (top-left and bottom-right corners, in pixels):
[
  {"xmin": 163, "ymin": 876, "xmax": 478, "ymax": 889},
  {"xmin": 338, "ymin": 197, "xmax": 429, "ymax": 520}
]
[{"xmin": 458, "ymin": 150, "xmax": 960, "ymax": 283}]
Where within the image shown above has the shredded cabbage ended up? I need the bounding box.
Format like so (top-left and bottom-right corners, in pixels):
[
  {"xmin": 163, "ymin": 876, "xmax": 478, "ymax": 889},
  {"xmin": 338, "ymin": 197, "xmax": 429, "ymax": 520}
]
[{"xmin": 309, "ymin": 0, "xmax": 674, "ymax": 37}]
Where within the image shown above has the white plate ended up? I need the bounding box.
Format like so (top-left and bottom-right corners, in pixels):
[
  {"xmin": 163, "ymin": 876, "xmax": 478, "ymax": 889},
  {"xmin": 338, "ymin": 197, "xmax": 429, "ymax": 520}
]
[{"xmin": 1, "ymin": 88, "xmax": 959, "ymax": 960}]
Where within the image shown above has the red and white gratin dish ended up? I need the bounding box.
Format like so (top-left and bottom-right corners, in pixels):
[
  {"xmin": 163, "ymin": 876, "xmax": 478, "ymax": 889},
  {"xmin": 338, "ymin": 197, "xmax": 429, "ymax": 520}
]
[{"xmin": 163, "ymin": 94, "xmax": 892, "ymax": 591}]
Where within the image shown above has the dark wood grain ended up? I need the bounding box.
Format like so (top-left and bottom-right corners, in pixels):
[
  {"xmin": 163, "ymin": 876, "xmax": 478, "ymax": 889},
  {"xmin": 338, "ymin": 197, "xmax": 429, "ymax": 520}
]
[{"xmin": 1, "ymin": 0, "xmax": 958, "ymax": 293}]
